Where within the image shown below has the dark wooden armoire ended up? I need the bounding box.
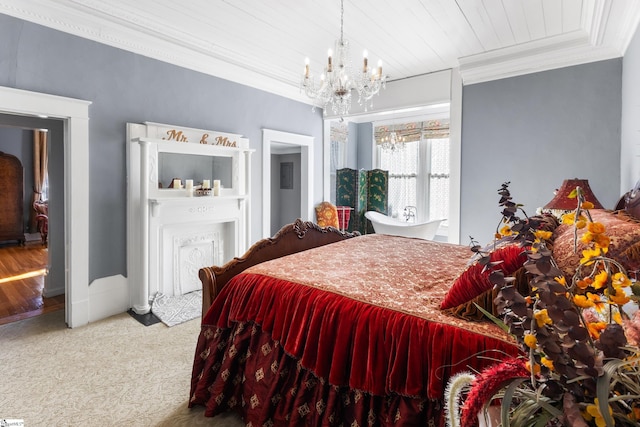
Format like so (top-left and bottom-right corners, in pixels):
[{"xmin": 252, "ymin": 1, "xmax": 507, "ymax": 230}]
[{"xmin": 0, "ymin": 151, "xmax": 25, "ymax": 244}]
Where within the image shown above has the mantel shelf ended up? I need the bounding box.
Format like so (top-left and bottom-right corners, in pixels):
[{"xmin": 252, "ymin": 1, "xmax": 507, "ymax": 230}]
[{"xmin": 149, "ymin": 194, "xmax": 248, "ymax": 217}]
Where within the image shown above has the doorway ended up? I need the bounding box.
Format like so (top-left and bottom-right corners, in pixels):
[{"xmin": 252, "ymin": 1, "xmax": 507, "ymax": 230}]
[
  {"xmin": 261, "ymin": 129, "xmax": 314, "ymax": 239},
  {"xmin": 0, "ymin": 121, "xmax": 63, "ymax": 324},
  {"xmin": 0, "ymin": 86, "xmax": 91, "ymax": 328}
]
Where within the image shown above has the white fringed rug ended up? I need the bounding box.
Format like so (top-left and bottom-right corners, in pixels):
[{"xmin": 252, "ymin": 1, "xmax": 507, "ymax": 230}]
[{"xmin": 151, "ymin": 290, "xmax": 202, "ymax": 327}]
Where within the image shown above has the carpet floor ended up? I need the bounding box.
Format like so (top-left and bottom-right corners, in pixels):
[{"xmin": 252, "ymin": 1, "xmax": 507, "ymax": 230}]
[{"xmin": 0, "ymin": 310, "xmax": 244, "ymax": 427}]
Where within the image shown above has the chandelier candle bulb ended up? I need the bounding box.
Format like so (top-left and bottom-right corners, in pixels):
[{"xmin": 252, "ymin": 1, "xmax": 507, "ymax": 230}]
[
  {"xmin": 363, "ymin": 50, "xmax": 368, "ymax": 73},
  {"xmin": 304, "ymin": 58, "xmax": 310, "ymax": 77}
]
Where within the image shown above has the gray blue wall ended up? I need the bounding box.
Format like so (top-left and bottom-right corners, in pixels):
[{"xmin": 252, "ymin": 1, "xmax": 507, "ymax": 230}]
[
  {"xmin": 0, "ymin": 14, "xmax": 323, "ymax": 283},
  {"xmin": 622, "ymin": 24, "xmax": 640, "ymax": 190},
  {"xmin": 460, "ymin": 59, "xmax": 622, "ymax": 245}
]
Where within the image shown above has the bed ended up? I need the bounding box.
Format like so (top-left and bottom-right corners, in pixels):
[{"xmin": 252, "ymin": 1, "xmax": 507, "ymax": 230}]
[{"xmin": 189, "ymin": 219, "xmax": 527, "ymax": 426}]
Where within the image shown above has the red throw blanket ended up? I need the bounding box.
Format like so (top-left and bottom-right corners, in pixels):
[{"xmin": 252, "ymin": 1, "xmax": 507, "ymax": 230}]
[{"xmin": 190, "ymin": 235, "xmax": 520, "ymax": 425}]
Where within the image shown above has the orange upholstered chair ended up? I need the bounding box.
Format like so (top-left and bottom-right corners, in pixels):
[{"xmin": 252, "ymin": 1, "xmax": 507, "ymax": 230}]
[{"xmin": 315, "ymin": 201, "xmax": 339, "ymax": 228}]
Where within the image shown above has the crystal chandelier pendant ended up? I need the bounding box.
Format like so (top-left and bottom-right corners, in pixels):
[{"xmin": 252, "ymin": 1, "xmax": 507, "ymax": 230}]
[{"xmin": 301, "ymin": 0, "xmax": 386, "ymax": 118}]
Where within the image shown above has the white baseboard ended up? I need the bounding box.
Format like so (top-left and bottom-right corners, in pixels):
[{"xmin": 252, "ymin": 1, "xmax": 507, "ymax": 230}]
[{"xmin": 88, "ymin": 274, "xmax": 129, "ymax": 323}]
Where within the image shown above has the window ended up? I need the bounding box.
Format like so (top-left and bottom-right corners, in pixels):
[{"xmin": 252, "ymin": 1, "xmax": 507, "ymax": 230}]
[
  {"xmin": 329, "ymin": 122, "xmax": 348, "ymax": 202},
  {"xmin": 375, "ymin": 120, "xmax": 450, "ymax": 230}
]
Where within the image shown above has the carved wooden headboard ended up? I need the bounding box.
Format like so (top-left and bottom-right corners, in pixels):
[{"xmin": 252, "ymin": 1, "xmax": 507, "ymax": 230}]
[{"xmin": 198, "ymin": 219, "xmax": 360, "ymax": 316}]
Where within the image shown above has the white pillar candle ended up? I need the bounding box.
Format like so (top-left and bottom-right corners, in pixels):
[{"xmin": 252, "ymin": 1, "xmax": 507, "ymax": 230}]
[
  {"xmin": 172, "ymin": 178, "xmax": 181, "ymax": 189},
  {"xmin": 202, "ymin": 179, "xmax": 210, "ymax": 189},
  {"xmin": 185, "ymin": 179, "xmax": 193, "ymax": 196},
  {"xmin": 213, "ymin": 180, "xmax": 220, "ymax": 196}
]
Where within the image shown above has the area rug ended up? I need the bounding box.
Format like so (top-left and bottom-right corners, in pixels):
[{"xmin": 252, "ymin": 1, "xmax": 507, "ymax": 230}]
[{"xmin": 151, "ymin": 290, "xmax": 202, "ymax": 327}]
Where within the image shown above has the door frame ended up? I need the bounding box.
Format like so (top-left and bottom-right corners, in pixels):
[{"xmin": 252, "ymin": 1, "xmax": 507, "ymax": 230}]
[
  {"xmin": 262, "ymin": 129, "xmax": 314, "ymax": 239},
  {"xmin": 0, "ymin": 85, "xmax": 91, "ymax": 328}
]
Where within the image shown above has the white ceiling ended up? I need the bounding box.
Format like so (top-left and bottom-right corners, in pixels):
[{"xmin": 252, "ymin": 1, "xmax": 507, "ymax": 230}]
[{"xmin": 2, "ymin": 0, "xmax": 640, "ymax": 106}]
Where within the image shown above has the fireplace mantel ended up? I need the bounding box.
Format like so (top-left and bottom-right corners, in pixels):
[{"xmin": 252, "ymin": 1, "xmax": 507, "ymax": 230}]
[{"xmin": 127, "ymin": 122, "xmax": 253, "ymax": 315}]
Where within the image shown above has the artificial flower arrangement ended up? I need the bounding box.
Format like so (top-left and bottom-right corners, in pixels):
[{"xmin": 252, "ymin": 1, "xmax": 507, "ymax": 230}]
[{"xmin": 445, "ymin": 183, "xmax": 640, "ymax": 427}]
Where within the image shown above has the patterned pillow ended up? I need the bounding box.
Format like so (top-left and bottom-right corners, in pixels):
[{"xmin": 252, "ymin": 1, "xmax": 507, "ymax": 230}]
[
  {"xmin": 315, "ymin": 201, "xmax": 339, "ymax": 228},
  {"xmin": 440, "ymin": 244, "xmax": 528, "ymax": 311},
  {"xmin": 440, "ymin": 214, "xmax": 559, "ymax": 321},
  {"xmin": 552, "ymin": 210, "xmax": 640, "ymax": 279}
]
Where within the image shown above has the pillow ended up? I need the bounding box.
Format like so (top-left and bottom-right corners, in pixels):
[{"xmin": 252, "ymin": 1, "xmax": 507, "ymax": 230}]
[
  {"xmin": 315, "ymin": 201, "xmax": 339, "ymax": 228},
  {"xmin": 552, "ymin": 209, "xmax": 640, "ymax": 278},
  {"xmin": 440, "ymin": 214, "xmax": 559, "ymax": 321},
  {"xmin": 440, "ymin": 244, "xmax": 528, "ymax": 311}
]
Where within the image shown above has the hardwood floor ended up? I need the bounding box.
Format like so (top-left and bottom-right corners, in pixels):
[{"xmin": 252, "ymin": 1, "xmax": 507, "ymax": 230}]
[{"xmin": 0, "ymin": 240, "xmax": 64, "ymax": 326}]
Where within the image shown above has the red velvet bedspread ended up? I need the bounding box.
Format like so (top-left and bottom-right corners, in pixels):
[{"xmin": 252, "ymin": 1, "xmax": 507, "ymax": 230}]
[{"xmin": 190, "ymin": 235, "xmax": 521, "ymax": 425}]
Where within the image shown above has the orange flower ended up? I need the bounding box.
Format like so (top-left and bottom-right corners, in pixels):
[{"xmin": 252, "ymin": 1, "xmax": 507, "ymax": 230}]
[
  {"xmin": 587, "ymin": 321, "xmax": 608, "ymax": 339},
  {"xmin": 594, "ymin": 234, "xmax": 610, "ymax": 250},
  {"xmin": 587, "ymin": 222, "xmax": 605, "ymax": 234},
  {"xmin": 576, "ymin": 277, "xmax": 593, "ymax": 290},
  {"xmin": 525, "ymin": 360, "xmax": 541, "ymax": 375},
  {"xmin": 586, "ymin": 398, "xmax": 613, "ymax": 427},
  {"xmin": 576, "ymin": 219, "xmax": 587, "ymax": 229},
  {"xmin": 573, "ymin": 294, "xmax": 594, "ymax": 309},
  {"xmin": 582, "ymin": 201, "xmax": 595, "ymax": 209}
]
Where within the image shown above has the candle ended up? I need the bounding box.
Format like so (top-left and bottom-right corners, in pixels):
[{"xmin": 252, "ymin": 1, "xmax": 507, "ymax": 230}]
[
  {"xmin": 377, "ymin": 60, "xmax": 383, "ymax": 78},
  {"xmin": 213, "ymin": 180, "xmax": 221, "ymax": 196},
  {"xmin": 304, "ymin": 58, "xmax": 310, "ymax": 78},
  {"xmin": 172, "ymin": 178, "xmax": 181, "ymax": 189},
  {"xmin": 327, "ymin": 49, "xmax": 333, "ymax": 73},
  {"xmin": 202, "ymin": 179, "xmax": 210, "ymax": 189},
  {"xmin": 185, "ymin": 179, "xmax": 193, "ymax": 196}
]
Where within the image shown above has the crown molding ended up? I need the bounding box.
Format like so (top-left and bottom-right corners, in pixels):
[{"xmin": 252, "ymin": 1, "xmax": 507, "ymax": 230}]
[
  {"xmin": 458, "ymin": 30, "xmax": 621, "ymax": 85},
  {"xmin": 0, "ymin": 0, "xmax": 312, "ymax": 105}
]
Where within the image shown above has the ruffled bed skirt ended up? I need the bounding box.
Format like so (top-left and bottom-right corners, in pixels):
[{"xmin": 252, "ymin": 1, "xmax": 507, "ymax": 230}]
[{"xmin": 189, "ymin": 319, "xmax": 443, "ymax": 426}]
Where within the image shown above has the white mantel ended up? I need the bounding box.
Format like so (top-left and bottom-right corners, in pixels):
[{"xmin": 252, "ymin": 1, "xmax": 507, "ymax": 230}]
[{"xmin": 127, "ymin": 122, "xmax": 253, "ymax": 315}]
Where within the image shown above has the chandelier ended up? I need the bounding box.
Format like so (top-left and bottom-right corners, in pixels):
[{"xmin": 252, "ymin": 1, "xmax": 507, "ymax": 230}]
[
  {"xmin": 301, "ymin": 0, "xmax": 387, "ymax": 117},
  {"xmin": 379, "ymin": 127, "xmax": 405, "ymax": 152}
]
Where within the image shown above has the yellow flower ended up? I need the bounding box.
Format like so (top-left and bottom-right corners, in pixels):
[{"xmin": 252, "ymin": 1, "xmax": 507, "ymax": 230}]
[
  {"xmin": 576, "ymin": 219, "xmax": 587, "ymax": 229},
  {"xmin": 500, "ymin": 225, "xmax": 513, "ymax": 236},
  {"xmin": 612, "ymin": 272, "xmax": 632, "ymax": 289},
  {"xmin": 581, "ymin": 231, "xmax": 595, "ymax": 244},
  {"xmin": 555, "ymin": 276, "xmax": 567, "ymax": 287},
  {"xmin": 607, "ymin": 287, "xmax": 630, "ymax": 306},
  {"xmin": 592, "ymin": 271, "xmax": 609, "ymax": 290},
  {"xmin": 586, "ymin": 398, "xmax": 613, "ymax": 427},
  {"xmin": 534, "ymin": 309, "xmax": 553, "ymax": 328},
  {"xmin": 524, "ymin": 333, "xmax": 537, "ymax": 349},
  {"xmin": 582, "ymin": 201, "xmax": 595, "ymax": 209},
  {"xmin": 588, "ymin": 293, "xmax": 607, "ymax": 313},
  {"xmin": 581, "ymin": 247, "xmax": 602, "ymax": 265},
  {"xmin": 533, "ymin": 230, "xmax": 552, "ymax": 241},
  {"xmin": 613, "ymin": 311, "xmax": 622, "ymax": 325},
  {"xmin": 562, "ymin": 212, "xmax": 576, "ymax": 224},
  {"xmin": 573, "ymin": 294, "xmax": 594, "ymax": 308},
  {"xmin": 540, "ymin": 356, "xmax": 554, "ymax": 370}
]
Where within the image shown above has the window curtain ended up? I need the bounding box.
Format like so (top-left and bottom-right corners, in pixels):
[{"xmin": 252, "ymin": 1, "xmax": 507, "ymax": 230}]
[{"xmin": 30, "ymin": 130, "xmax": 48, "ymax": 231}]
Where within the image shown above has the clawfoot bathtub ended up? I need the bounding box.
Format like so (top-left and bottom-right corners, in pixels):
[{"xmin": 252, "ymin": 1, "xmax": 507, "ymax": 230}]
[{"xmin": 364, "ymin": 211, "xmax": 443, "ymax": 240}]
